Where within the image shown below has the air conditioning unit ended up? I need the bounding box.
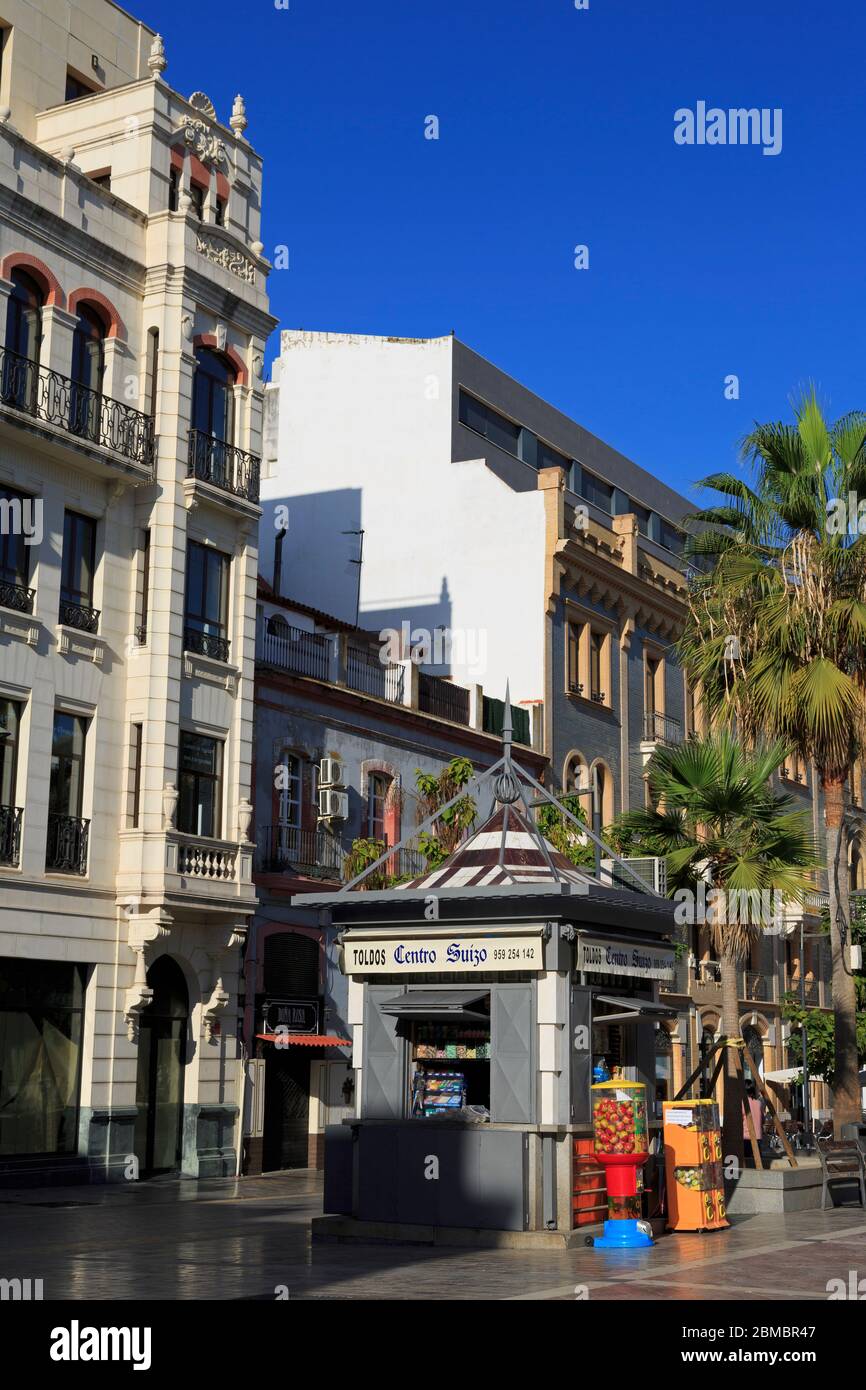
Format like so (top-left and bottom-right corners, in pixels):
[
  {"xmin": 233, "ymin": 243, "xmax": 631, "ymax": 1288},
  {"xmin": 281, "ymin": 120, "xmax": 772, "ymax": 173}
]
[
  {"xmin": 319, "ymin": 756, "xmax": 344, "ymax": 788},
  {"xmin": 318, "ymin": 788, "xmax": 348, "ymax": 821}
]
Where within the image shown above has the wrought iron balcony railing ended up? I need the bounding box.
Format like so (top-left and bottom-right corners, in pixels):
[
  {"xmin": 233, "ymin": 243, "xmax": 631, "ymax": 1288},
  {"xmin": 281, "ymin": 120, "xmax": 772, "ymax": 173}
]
[
  {"xmin": 59, "ymin": 598, "xmax": 99, "ymax": 633},
  {"xmin": 0, "ymin": 344, "xmax": 155, "ymax": 471},
  {"xmin": 185, "ymin": 626, "xmax": 230, "ymax": 663},
  {"xmin": 257, "ymin": 826, "xmax": 346, "ymax": 878},
  {"xmin": 643, "ymin": 710, "xmax": 683, "ymax": 744},
  {"xmin": 187, "ymin": 428, "xmax": 260, "ymax": 504},
  {"xmin": 346, "ymin": 644, "xmax": 405, "ymax": 703},
  {"xmin": 590, "ymin": 689, "xmax": 605, "ymax": 704},
  {"xmin": 740, "ymin": 969, "xmax": 771, "ymax": 1002},
  {"xmin": 0, "ymin": 805, "xmax": 23, "ymax": 867},
  {"xmin": 0, "ymin": 578, "xmax": 34, "ymax": 613},
  {"xmin": 45, "ymin": 813, "xmax": 89, "ymax": 875}
]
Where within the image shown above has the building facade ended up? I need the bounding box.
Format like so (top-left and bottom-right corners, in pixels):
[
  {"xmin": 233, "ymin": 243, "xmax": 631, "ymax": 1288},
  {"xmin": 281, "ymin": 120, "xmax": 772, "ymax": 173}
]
[
  {"xmin": 245, "ymin": 582, "xmax": 546, "ymax": 1172},
  {"xmin": 259, "ymin": 329, "xmax": 848, "ymax": 1125},
  {"xmin": 0, "ymin": 2, "xmax": 275, "ymax": 1181}
]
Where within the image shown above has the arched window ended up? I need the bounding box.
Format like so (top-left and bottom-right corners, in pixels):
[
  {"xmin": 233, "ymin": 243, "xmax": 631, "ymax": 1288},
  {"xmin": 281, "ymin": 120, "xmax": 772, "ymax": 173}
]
[
  {"xmin": 563, "ymin": 751, "xmax": 588, "ymax": 795},
  {"xmin": 190, "ymin": 346, "xmax": 237, "ymax": 490},
  {"xmin": 5, "ymin": 268, "xmax": 43, "ymax": 360},
  {"xmin": 3, "ymin": 269, "xmax": 44, "ymax": 412},
  {"xmin": 192, "ymin": 346, "xmax": 235, "ymax": 444},
  {"xmin": 70, "ymin": 304, "xmax": 106, "ymax": 441}
]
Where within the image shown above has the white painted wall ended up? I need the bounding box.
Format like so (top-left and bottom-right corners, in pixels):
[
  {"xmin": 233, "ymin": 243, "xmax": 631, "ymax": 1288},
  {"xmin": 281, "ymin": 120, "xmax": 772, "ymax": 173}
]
[{"xmin": 260, "ymin": 332, "xmax": 546, "ymax": 706}]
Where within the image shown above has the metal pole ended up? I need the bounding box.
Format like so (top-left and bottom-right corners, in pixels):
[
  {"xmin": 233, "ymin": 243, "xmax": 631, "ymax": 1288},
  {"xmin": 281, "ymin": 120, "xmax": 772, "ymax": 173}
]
[{"xmin": 800, "ymin": 917, "xmax": 812, "ymax": 1145}]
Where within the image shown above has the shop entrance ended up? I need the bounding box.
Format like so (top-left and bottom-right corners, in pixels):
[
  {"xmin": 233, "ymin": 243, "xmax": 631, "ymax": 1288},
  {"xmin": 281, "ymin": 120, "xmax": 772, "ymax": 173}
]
[
  {"xmin": 262, "ymin": 1047, "xmax": 310, "ymax": 1169},
  {"xmin": 134, "ymin": 956, "xmax": 188, "ymax": 1175}
]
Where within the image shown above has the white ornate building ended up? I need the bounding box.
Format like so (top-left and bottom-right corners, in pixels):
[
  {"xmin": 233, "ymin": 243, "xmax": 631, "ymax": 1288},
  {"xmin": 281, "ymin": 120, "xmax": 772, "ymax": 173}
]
[{"xmin": 0, "ymin": 2, "xmax": 275, "ymax": 1180}]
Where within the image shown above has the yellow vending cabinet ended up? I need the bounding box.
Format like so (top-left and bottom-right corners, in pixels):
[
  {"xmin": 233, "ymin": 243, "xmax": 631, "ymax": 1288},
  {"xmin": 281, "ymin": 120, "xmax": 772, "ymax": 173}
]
[{"xmin": 663, "ymin": 1099, "xmax": 729, "ymax": 1232}]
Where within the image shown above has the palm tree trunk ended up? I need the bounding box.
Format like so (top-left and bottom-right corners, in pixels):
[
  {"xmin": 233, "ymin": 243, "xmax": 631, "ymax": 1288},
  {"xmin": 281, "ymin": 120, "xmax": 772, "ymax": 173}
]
[
  {"xmin": 720, "ymin": 945, "xmax": 745, "ymax": 1170},
  {"xmin": 822, "ymin": 775, "xmax": 860, "ymax": 1136}
]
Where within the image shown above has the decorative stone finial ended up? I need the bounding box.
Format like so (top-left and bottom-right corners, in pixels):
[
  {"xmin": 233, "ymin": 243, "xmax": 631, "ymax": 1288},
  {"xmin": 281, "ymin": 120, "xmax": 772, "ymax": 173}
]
[
  {"xmin": 230, "ymin": 93, "xmax": 248, "ymax": 136},
  {"xmin": 148, "ymin": 33, "xmax": 167, "ymax": 76}
]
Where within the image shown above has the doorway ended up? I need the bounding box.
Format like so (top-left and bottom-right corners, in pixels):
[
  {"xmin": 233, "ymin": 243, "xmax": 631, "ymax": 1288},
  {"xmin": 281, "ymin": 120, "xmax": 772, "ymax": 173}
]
[
  {"xmin": 134, "ymin": 956, "xmax": 188, "ymax": 1175},
  {"xmin": 262, "ymin": 1046, "xmax": 310, "ymax": 1170}
]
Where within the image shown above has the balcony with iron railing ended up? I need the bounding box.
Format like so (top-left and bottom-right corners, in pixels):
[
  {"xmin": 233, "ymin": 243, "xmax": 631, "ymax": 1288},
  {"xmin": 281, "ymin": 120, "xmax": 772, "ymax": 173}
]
[
  {"xmin": 0, "ymin": 577, "xmax": 35, "ymax": 614},
  {"xmin": 418, "ymin": 671, "xmax": 470, "ymax": 726},
  {"xmin": 643, "ymin": 710, "xmax": 683, "ymax": 744},
  {"xmin": 257, "ymin": 826, "xmax": 346, "ymax": 878},
  {"xmin": 740, "ymin": 969, "xmax": 773, "ymax": 1003},
  {"xmin": 346, "ymin": 643, "xmax": 405, "ymax": 704},
  {"xmin": 187, "ymin": 428, "xmax": 260, "ymax": 506},
  {"xmin": 45, "ymin": 813, "xmax": 89, "ymax": 875},
  {"xmin": 0, "ymin": 344, "xmax": 155, "ymax": 475},
  {"xmin": 0, "ymin": 805, "xmax": 23, "ymax": 867},
  {"xmin": 257, "ymin": 622, "xmax": 331, "ymax": 680},
  {"xmin": 184, "ymin": 626, "xmax": 230, "ymax": 663},
  {"xmin": 59, "ymin": 598, "xmax": 100, "ymax": 634}
]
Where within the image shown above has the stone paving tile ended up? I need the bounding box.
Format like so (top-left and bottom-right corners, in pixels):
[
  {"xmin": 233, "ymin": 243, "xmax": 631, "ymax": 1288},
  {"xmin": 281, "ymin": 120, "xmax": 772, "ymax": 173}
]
[{"xmin": 2, "ymin": 1172, "xmax": 866, "ymax": 1300}]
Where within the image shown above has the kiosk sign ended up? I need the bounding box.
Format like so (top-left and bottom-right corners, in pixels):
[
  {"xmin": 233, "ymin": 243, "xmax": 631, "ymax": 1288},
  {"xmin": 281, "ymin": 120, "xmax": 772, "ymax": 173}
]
[
  {"xmin": 577, "ymin": 937, "xmax": 675, "ymax": 980},
  {"xmin": 343, "ymin": 934, "xmax": 544, "ymax": 975}
]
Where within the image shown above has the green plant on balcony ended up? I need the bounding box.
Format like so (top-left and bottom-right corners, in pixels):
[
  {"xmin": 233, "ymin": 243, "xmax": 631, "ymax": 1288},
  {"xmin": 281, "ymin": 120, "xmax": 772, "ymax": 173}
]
[{"xmin": 415, "ymin": 757, "xmax": 477, "ymax": 869}]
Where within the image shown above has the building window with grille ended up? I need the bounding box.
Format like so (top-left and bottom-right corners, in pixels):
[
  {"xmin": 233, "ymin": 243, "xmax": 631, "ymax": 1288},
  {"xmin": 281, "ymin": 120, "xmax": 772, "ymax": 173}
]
[
  {"xmin": 60, "ymin": 511, "xmax": 98, "ymax": 630},
  {"xmin": 184, "ymin": 540, "xmax": 230, "ymax": 661}
]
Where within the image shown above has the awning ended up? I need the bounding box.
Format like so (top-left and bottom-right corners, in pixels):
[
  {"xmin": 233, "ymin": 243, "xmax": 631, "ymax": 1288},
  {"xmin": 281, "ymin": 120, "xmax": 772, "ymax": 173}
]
[
  {"xmin": 764, "ymin": 1067, "xmax": 802, "ymax": 1084},
  {"xmin": 379, "ymin": 989, "xmax": 490, "ymax": 1021},
  {"xmin": 256, "ymin": 1033, "xmax": 351, "ymax": 1047},
  {"xmin": 592, "ymin": 994, "xmax": 679, "ymax": 1025}
]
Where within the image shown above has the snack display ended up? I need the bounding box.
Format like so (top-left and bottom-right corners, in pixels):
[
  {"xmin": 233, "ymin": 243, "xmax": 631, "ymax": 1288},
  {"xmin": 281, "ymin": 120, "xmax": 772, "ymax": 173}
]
[
  {"xmin": 412, "ymin": 1070, "xmax": 466, "ymax": 1118},
  {"xmin": 663, "ymin": 1099, "xmax": 728, "ymax": 1232},
  {"xmin": 589, "ymin": 1080, "xmax": 653, "ymax": 1249}
]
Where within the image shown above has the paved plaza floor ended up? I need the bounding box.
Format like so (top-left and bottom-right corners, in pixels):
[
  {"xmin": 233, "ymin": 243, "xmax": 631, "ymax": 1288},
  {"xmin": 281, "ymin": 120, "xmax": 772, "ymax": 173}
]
[{"xmin": 1, "ymin": 1170, "xmax": 865, "ymax": 1301}]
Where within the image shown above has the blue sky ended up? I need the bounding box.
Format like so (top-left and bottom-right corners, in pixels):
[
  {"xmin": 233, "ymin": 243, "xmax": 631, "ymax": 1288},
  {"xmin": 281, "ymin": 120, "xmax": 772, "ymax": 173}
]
[{"xmin": 142, "ymin": 0, "xmax": 866, "ymax": 504}]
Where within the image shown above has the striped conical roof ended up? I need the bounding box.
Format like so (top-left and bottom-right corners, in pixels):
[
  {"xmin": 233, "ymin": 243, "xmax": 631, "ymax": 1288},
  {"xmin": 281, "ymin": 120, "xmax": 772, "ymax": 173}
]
[{"xmin": 394, "ymin": 804, "xmax": 594, "ymax": 893}]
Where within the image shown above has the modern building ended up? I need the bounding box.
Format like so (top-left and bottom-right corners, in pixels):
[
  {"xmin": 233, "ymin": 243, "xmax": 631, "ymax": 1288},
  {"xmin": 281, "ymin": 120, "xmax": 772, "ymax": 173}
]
[
  {"xmin": 259, "ymin": 329, "xmax": 845, "ymax": 1127},
  {"xmin": 0, "ymin": 2, "xmax": 275, "ymax": 1181},
  {"xmin": 244, "ymin": 579, "xmax": 546, "ymax": 1172}
]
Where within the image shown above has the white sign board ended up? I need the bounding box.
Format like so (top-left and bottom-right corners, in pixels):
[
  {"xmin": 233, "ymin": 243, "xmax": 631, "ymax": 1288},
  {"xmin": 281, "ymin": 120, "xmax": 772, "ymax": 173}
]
[
  {"xmin": 342, "ymin": 935, "xmax": 544, "ymax": 976},
  {"xmin": 577, "ymin": 937, "xmax": 675, "ymax": 980}
]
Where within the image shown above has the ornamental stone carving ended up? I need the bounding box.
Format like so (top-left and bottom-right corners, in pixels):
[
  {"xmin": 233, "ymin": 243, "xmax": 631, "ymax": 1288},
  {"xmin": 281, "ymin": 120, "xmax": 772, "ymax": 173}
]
[
  {"xmin": 194, "ymin": 232, "xmax": 257, "ymax": 284},
  {"xmin": 179, "ymin": 115, "xmax": 226, "ymax": 165},
  {"xmin": 148, "ymin": 34, "xmax": 167, "ymax": 76},
  {"xmin": 188, "ymin": 91, "xmax": 217, "ymax": 121}
]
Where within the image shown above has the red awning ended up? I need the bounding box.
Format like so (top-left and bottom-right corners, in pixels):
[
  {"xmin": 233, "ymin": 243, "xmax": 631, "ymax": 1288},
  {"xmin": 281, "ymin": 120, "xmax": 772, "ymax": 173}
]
[{"xmin": 256, "ymin": 1032, "xmax": 351, "ymax": 1047}]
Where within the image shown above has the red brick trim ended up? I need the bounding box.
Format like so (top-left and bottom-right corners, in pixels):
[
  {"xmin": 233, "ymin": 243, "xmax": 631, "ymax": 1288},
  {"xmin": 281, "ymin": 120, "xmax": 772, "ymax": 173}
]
[
  {"xmin": 193, "ymin": 332, "xmax": 248, "ymax": 385},
  {"xmin": 189, "ymin": 153, "xmax": 210, "ymax": 188},
  {"xmin": 216, "ymin": 171, "xmax": 230, "ymax": 201},
  {"xmin": 1, "ymin": 253, "xmax": 65, "ymax": 308},
  {"xmin": 170, "ymin": 144, "xmax": 186, "ymax": 172},
  {"xmin": 67, "ymin": 287, "xmax": 125, "ymax": 340}
]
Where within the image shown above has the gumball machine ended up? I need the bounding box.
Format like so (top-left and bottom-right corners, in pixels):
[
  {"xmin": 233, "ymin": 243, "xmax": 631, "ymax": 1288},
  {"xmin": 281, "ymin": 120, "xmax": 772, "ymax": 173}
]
[{"xmin": 590, "ymin": 1079, "xmax": 653, "ymax": 1249}]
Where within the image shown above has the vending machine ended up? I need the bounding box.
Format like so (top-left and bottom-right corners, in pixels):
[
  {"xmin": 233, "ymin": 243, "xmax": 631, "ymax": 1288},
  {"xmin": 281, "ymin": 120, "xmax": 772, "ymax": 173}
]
[
  {"xmin": 663, "ymin": 1099, "xmax": 729, "ymax": 1232},
  {"xmin": 590, "ymin": 1079, "xmax": 654, "ymax": 1249}
]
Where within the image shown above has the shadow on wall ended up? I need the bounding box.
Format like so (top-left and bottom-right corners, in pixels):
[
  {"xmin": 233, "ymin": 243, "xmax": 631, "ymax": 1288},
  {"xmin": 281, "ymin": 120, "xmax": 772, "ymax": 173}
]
[
  {"xmin": 361, "ymin": 579, "xmax": 456, "ymax": 677},
  {"xmin": 260, "ymin": 488, "xmax": 363, "ymax": 623}
]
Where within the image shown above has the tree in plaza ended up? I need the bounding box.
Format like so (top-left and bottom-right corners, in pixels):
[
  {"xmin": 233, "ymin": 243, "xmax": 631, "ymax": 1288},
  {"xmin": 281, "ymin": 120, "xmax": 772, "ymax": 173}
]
[
  {"xmin": 678, "ymin": 391, "xmax": 866, "ymax": 1132},
  {"xmin": 611, "ymin": 734, "xmax": 817, "ymax": 1167}
]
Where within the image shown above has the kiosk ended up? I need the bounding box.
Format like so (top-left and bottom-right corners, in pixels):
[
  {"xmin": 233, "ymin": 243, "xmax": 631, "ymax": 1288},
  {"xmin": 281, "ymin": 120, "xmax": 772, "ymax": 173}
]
[{"xmin": 298, "ymin": 706, "xmax": 678, "ymax": 1245}]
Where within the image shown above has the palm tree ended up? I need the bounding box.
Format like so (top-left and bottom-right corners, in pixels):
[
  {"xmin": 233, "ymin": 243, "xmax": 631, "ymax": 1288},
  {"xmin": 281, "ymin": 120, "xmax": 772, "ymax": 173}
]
[
  {"xmin": 613, "ymin": 734, "xmax": 817, "ymax": 1166},
  {"xmin": 678, "ymin": 391, "xmax": 866, "ymax": 1132}
]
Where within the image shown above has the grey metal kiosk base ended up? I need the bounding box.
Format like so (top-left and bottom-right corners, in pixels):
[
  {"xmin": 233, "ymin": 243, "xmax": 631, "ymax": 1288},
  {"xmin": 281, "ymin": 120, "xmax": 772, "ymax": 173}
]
[{"xmin": 318, "ymin": 1119, "xmax": 596, "ymax": 1246}]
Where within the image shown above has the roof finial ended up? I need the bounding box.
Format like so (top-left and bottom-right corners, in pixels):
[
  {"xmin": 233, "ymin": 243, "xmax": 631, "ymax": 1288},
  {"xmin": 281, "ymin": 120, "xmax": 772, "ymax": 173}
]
[
  {"xmin": 502, "ymin": 680, "xmax": 513, "ymax": 752},
  {"xmin": 492, "ymin": 681, "xmax": 520, "ymax": 805},
  {"xmin": 148, "ymin": 33, "xmax": 167, "ymax": 77}
]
